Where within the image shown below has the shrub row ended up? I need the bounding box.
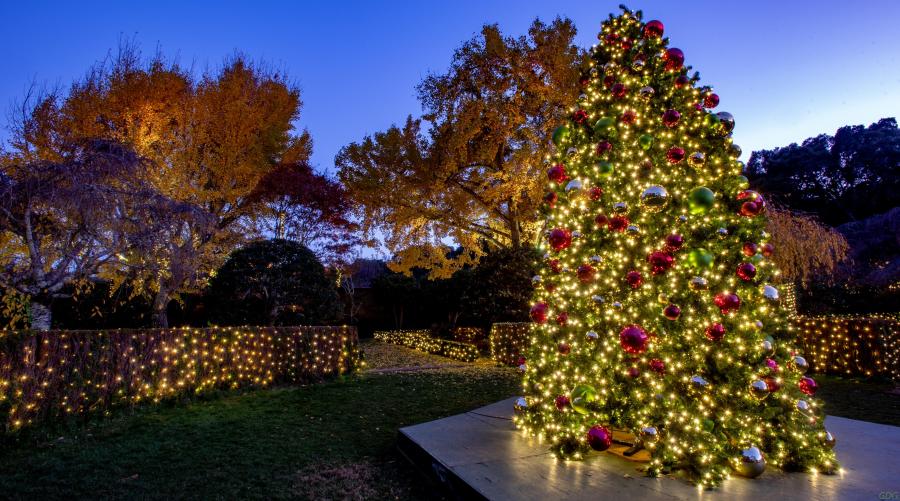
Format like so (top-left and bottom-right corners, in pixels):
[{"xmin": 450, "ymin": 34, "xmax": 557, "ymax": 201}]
[
  {"xmin": 796, "ymin": 315, "xmax": 899, "ymax": 380},
  {"xmin": 452, "ymin": 327, "xmax": 484, "ymax": 343},
  {"xmin": 0, "ymin": 326, "xmax": 360, "ymax": 432},
  {"xmin": 488, "ymin": 316, "xmax": 900, "ymax": 379},
  {"xmin": 373, "ymin": 330, "xmax": 479, "ymax": 362},
  {"xmin": 490, "ymin": 322, "xmax": 532, "ymax": 366}
]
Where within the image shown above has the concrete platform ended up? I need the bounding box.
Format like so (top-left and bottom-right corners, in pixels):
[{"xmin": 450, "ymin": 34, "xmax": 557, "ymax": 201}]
[{"xmin": 398, "ymin": 397, "xmax": 900, "ymax": 500}]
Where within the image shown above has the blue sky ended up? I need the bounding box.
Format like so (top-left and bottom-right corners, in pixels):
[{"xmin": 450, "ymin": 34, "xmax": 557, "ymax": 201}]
[{"xmin": 2, "ymin": 0, "xmax": 899, "ymax": 173}]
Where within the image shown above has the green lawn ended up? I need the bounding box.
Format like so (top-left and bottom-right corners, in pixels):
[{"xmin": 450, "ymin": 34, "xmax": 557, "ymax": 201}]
[
  {"xmin": 0, "ymin": 343, "xmax": 520, "ymax": 500},
  {"xmin": 0, "ymin": 342, "xmax": 895, "ymax": 500}
]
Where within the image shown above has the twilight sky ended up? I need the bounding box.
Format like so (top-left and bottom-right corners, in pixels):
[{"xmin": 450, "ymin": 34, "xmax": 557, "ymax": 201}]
[{"xmin": 2, "ymin": 0, "xmax": 899, "ymax": 173}]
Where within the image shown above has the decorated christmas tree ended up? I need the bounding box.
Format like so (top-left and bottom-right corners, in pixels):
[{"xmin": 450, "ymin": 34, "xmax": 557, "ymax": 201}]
[{"xmin": 516, "ymin": 7, "xmax": 838, "ymax": 486}]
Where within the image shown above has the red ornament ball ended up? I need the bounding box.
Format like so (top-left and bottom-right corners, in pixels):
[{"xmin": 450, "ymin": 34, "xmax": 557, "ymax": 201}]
[
  {"xmin": 665, "ymin": 234, "xmax": 684, "ymax": 252},
  {"xmin": 620, "ymin": 109, "xmax": 637, "ymax": 124},
  {"xmin": 648, "ymin": 251, "xmax": 675, "ymax": 274},
  {"xmin": 619, "ymin": 324, "xmax": 649, "ymax": 354},
  {"xmin": 620, "ymin": 38, "xmax": 633, "ymax": 51},
  {"xmin": 649, "ymin": 358, "xmax": 666, "ymax": 374},
  {"xmin": 664, "ymin": 48, "xmax": 685, "ymax": 71},
  {"xmin": 544, "ymin": 283, "xmax": 556, "ymax": 293},
  {"xmin": 737, "ymin": 190, "xmax": 766, "ymax": 216},
  {"xmin": 608, "ymin": 216, "xmax": 629, "ymax": 232},
  {"xmin": 555, "ymin": 394, "xmax": 570, "ymax": 411},
  {"xmin": 627, "ymin": 366, "xmax": 641, "ymax": 378},
  {"xmin": 625, "ymin": 270, "xmax": 644, "ymax": 288},
  {"xmin": 737, "ymin": 262, "xmax": 757, "ymax": 281},
  {"xmin": 603, "ymin": 75, "xmax": 616, "ymax": 88},
  {"xmin": 666, "ymin": 146, "xmax": 686, "ymax": 164},
  {"xmin": 579, "ymin": 75, "xmax": 591, "ymax": 87},
  {"xmin": 799, "ymin": 376, "xmax": 818, "ymax": 396},
  {"xmin": 764, "ymin": 376, "xmax": 781, "ymax": 392},
  {"xmin": 543, "ymin": 192, "xmax": 558, "ymax": 207},
  {"xmin": 529, "ymin": 302, "xmax": 548, "ymax": 324},
  {"xmin": 577, "ymin": 264, "xmax": 596, "ymax": 283},
  {"xmin": 674, "ymin": 74, "xmax": 689, "ymax": 88},
  {"xmin": 714, "ymin": 293, "xmax": 741, "ymax": 314},
  {"xmin": 705, "ymin": 322, "xmax": 726, "ymax": 341},
  {"xmin": 643, "ymin": 20, "xmax": 664, "ymax": 38},
  {"xmin": 742, "ymin": 242, "xmax": 759, "ymax": 257},
  {"xmin": 590, "ymin": 186, "xmax": 604, "ymax": 201},
  {"xmin": 587, "ymin": 425, "xmax": 613, "ymax": 451},
  {"xmin": 556, "ymin": 311, "xmax": 569, "ymax": 326},
  {"xmin": 761, "ymin": 243, "xmax": 775, "ymax": 257},
  {"xmin": 548, "ymin": 164, "xmax": 567, "ymax": 183},
  {"xmin": 595, "ymin": 213, "xmax": 610, "ymax": 227},
  {"xmin": 611, "ymin": 83, "xmax": 627, "ymax": 99},
  {"xmin": 548, "ymin": 228, "xmax": 572, "ymax": 251},
  {"xmin": 704, "ymin": 93, "xmax": 720, "ymax": 108},
  {"xmin": 596, "ymin": 140, "xmax": 613, "ymax": 155},
  {"xmin": 573, "ymin": 109, "xmax": 589, "ymax": 124},
  {"xmin": 663, "ymin": 304, "xmax": 681, "ymax": 320},
  {"xmin": 558, "ymin": 342, "xmax": 571, "ymax": 355},
  {"xmin": 604, "ymin": 33, "xmax": 619, "ymax": 45},
  {"xmin": 662, "ymin": 109, "xmax": 681, "ymax": 128},
  {"xmin": 549, "ymin": 259, "xmax": 562, "ymax": 273}
]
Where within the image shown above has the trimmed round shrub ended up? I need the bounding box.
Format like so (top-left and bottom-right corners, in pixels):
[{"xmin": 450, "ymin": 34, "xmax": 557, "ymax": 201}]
[{"xmin": 205, "ymin": 239, "xmax": 342, "ymax": 326}]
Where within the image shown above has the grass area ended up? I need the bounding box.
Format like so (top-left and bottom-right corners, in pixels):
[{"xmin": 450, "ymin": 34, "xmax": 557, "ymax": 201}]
[
  {"xmin": 0, "ymin": 341, "xmax": 896, "ymax": 499},
  {"xmin": 0, "ymin": 342, "xmax": 519, "ymax": 500}
]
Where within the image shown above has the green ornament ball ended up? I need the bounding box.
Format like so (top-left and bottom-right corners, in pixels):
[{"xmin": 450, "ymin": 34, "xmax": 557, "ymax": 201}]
[
  {"xmin": 552, "ymin": 125, "xmax": 570, "ymax": 147},
  {"xmin": 688, "ymin": 187, "xmax": 715, "ymax": 214},
  {"xmin": 639, "ymin": 134, "xmax": 654, "ymax": 150},
  {"xmin": 702, "ymin": 419, "xmax": 715, "ymax": 432},
  {"xmin": 733, "ymin": 175, "xmax": 750, "ymax": 190},
  {"xmin": 571, "ymin": 384, "xmax": 599, "ymax": 415},
  {"xmin": 688, "ymin": 249, "xmax": 714, "ymax": 269},
  {"xmin": 705, "ymin": 113, "xmax": 721, "ymax": 129},
  {"xmin": 597, "ymin": 161, "xmax": 614, "ymax": 177},
  {"xmin": 593, "ymin": 117, "xmax": 617, "ymax": 138}
]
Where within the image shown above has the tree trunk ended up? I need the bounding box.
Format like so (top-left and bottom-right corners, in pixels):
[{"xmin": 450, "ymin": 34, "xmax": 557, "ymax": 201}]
[
  {"xmin": 152, "ymin": 289, "xmax": 170, "ymax": 328},
  {"xmin": 29, "ymin": 301, "xmax": 52, "ymax": 331}
]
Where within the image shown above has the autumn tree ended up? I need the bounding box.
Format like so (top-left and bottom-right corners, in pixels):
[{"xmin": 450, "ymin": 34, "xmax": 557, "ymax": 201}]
[
  {"xmin": 337, "ymin": 18, "xmax": 587, "ymax": 276},
  {"xmin": 248, "ymin": 162, "xmax": 361, "ymax": 266},
  {"xmin": 6, "ymin": 46, "xmax": 312, "ymax": 326},
  {"xmin": 765, "ymin": 206, "xmax": 849, "ymax": 288},
  {"xmin": 0, "ymin": 139, "xmax": 150, "ymax": 329}
]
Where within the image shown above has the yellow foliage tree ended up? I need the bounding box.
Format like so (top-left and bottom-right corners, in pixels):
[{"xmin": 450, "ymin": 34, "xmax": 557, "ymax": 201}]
[{"xmin": 337, "ymin": 19, "xmax": 587, "ymax": 276}]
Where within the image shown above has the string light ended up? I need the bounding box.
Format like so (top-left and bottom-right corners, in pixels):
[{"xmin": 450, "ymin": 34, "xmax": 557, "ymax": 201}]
[
  {"xmin": 490, "ymin": 323, "xmax": 533, "ymax": 366},
  {"xmin": 0, "ymin": 325, "xmax": 361, "ymax": 431},
  {"xmin": 514, "ymin": 8, "xmax": 840, "ymax": 486},
  {"xmin": 373, "ymin": 330, "xmax": 479, "ymax": 362}
]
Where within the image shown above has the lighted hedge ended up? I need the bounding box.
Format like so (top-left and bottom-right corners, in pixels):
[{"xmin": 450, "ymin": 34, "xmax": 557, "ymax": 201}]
[
  {"xmin": 0, "ymin": 325, "xmax": 360, "ymax": 431},
  {"xmin": 796, "ymin": 315, "xmax": 900, "ymax": 380},
  {"xmin": 452, "ymin": 327, "xmax": 484, "ymax": 344},
  {"xmin": 489, "ymin": 322, "xmax": 532, "ymax": 366},
  {"xmin": 373, "ymin": 330, "xmax": 479, "ymax": 362}
]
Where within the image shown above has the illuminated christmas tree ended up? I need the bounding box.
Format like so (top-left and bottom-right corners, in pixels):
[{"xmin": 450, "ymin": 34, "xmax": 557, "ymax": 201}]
[{"xmin": 516, "ymin": 7, "xmax": 838, "ymax": 486}]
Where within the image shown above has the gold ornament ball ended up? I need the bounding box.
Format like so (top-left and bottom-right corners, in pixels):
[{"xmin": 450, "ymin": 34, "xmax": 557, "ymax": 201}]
[
  {"xmin": 789, "ymin": 355, "xmax": 809, "ymax": 374},
  {"xmin": 690, "ymin": 276, "xmax": 709, "ymax": 291},
  {"xmin": 514, "ymin": 397, "xmax": 528, "ymax": 414},
  {"xmin": 749, "ymin": 379, "xmax": 769, "ymax": 400},
  {"xmin": 824, "ymin": 430, "xmax": 836, "ymax": 449},
  {"xmin": 640, "ymin": 185, "xmax": 669, "ymax": 212},
  {"xmin": 688, "ymin": 151, "xmax": 706, "ymax": 168},
  {"xmin": 735, "ymin": 446, "xmax": 766, "ymax": 478}
]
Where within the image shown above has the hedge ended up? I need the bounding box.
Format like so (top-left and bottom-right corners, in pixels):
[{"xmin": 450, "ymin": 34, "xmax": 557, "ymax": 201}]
[
  {"xmin": 489, "ymin": 316, "xmax": 900, "ymax": 379},
  {"xmin": 490, "ymin": 322, "xmax": 532, "ymax": 366},
  {"xmin": 452, "ymin": 327, "xmax": 484, "ymax": 344},
  {"xmin": 796, "ymin": 315, "xmax": 900, "ymax": 380},
  {"xmin": 0, "ymin": 325, "xmax": 360, "ymax": 432},
  {"xmin": 373, "ymin": 330, "xmax": 479, "ymax": 362}
]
